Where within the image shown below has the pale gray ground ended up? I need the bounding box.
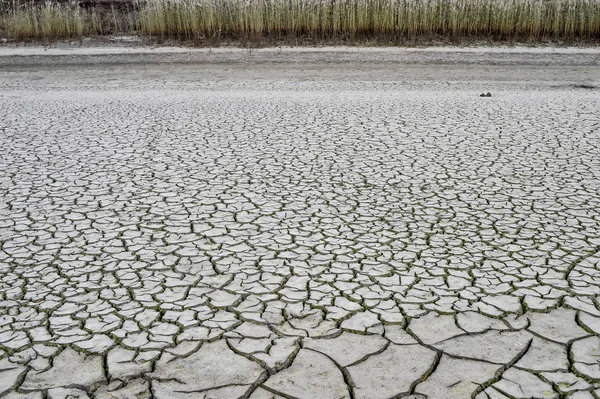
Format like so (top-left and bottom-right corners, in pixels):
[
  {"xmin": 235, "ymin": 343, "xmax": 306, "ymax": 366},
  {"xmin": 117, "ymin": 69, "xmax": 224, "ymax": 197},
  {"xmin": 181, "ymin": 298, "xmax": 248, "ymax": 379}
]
[{"xmin": 0, "ymin": 47, "xmax": 600, "ymax": 399}]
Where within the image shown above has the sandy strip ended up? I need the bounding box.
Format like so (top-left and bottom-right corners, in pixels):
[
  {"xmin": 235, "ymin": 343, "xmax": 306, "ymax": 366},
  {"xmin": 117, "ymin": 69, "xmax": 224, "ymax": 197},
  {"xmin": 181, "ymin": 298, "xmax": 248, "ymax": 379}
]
[{"xmin": 1, "ymin": 44, "xmax": 600, "ymax": 57}]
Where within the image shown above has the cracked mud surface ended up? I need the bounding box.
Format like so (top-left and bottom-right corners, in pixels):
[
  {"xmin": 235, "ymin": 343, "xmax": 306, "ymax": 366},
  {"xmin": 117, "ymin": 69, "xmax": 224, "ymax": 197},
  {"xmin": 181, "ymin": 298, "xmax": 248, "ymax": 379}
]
[{"xmin": 1, "ymin": 48, "xmax": 600, "ymax": 399}]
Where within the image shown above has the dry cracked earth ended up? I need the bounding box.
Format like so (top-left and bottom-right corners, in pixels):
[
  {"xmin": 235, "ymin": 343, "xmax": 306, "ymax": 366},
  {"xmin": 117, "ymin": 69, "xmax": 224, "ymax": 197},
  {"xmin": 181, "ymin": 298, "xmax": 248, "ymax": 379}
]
[{"xmin": 0, "ymin": 47, "xmax": 600, "ymax": 399}]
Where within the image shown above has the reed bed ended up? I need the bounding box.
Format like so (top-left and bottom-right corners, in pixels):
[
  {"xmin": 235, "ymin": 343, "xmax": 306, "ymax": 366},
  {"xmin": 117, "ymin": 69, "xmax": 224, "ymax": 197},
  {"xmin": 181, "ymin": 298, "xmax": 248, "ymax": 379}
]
[
  {"xmin": 2, "ymin": 4, "xmax": 86, "ymax": 38},
  {"xmin": 1, "ymin": 2, "xmax": 139, "ymax": 39},
  {"xmin": 1, "ymin": 0, "xmax": 600, "ymax": 42},
  {"xmin": 139, "ymin": 0, "xmax": 600, "ymax": 41}
]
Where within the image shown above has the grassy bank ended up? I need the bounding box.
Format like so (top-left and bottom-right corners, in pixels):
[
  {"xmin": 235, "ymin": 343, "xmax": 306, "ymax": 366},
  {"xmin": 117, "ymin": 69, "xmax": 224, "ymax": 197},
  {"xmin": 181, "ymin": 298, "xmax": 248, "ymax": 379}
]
[{"xmin": 1, "ymin": 0, "xmax": 600, "ymax": 43}]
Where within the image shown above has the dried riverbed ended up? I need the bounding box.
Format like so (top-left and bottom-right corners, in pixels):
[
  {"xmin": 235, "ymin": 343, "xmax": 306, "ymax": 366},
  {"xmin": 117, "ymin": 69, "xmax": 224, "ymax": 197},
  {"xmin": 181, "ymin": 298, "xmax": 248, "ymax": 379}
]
[{"xmin": 0, "ymin": 46, "xmax": 600, "ymax": 399}]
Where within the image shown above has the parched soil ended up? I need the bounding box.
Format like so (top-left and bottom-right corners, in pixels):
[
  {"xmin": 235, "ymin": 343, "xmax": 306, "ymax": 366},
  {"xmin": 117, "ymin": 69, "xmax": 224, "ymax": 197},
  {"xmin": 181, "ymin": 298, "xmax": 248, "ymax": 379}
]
[{"xmin": 0, "ymin": 47, "xmax": 599, "ymax": 399}]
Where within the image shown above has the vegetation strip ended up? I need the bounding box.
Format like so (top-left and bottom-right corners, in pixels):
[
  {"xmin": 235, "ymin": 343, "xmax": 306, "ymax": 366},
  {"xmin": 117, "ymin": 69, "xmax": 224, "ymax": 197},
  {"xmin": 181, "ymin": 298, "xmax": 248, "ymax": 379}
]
[{"xmin": 1, "ymin": 0, "xmax": 600, "ymax": 43}]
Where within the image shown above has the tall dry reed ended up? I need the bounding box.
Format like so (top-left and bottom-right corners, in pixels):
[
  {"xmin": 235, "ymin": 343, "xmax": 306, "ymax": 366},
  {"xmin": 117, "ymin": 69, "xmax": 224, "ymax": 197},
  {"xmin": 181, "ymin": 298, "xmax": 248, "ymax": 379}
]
[
  {"xmin": 2, "ymin": 4, "xmax": 85, "ymax": 38},
  {"xmin": 139, "ymin": 0, "xmax": 600, "ymax": 41},
  {"xmin": 0, "ymin": 2, "xmax": 139, "ymax": 39},
  {"xmin": 1, "ymin": 0, "xmax": 599, "ymax": 42}
]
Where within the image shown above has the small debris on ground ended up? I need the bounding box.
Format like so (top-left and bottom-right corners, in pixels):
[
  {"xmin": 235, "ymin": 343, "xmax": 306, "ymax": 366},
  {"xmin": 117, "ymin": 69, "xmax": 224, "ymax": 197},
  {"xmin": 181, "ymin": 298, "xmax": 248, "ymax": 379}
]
[{"xmin": 572, "ymin": 84, "xmax": 595, "ymax": 90}]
